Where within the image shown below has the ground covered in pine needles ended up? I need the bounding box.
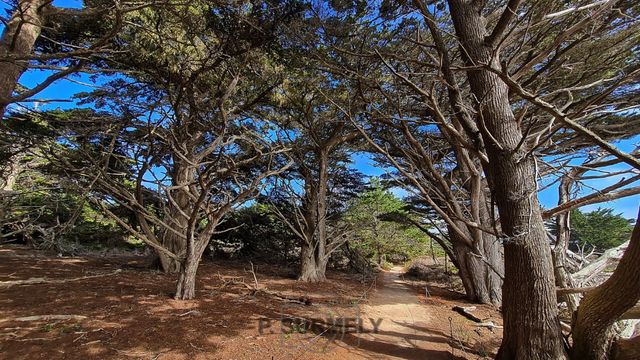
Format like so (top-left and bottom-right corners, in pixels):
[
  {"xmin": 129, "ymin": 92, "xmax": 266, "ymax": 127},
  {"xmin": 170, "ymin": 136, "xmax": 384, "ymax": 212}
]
[{"xmin": 0, "ymin": 246, "xmax": 501, "ymax": 359}]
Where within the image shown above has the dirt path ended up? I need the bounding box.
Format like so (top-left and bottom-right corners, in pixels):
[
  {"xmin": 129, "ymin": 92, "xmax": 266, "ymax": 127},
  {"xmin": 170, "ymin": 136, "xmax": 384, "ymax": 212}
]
[
  {"xmin": 0, "ymin": 248, "xmax": 500, "ymax": 359},
  {"xmin": 327, "ymin": 266, "xmax": 475, "ymax": 360}
]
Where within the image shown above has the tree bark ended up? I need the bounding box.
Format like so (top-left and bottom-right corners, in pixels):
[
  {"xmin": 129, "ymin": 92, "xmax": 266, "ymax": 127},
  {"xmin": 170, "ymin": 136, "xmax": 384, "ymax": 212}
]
[
  {"xmin": 158, "ymin": 161, "xmax": 194, "ymax": 273},
  {"xmin": 158, "ymin": 226, "xmax": 185, "ymax": 273},
  {"xmin": 612, "ymin": 336, "xmax": 640, "ymax": 360},
  {"xmin": 174, "ymin": 251, "xmax": 199, "ymax": 300},
  {"xmin": 452, "ymin": 240, "xmax": 478, "ymax": 301},
  {"xmin": 298, "ymin": 241, "xmax": 328, "ymax": 282},
  {"xmin": 173, "ymin": 215, "xmax": 218, "ymax": 300},
  {"xmin": 298, "ymin": 149, "xmax": 329, "ymax": 282},
  {"xmin": 553, "ymin": 174, "xmax": 579, "ymax": 312},
  {"xmin": 571, "ymin": 209, "xmax": 640, "ymax": 360},
  {"xmin": 1, "ymin": 152, "xmax": 25, "ymax": 191},
  {"xmin": 474, "ymin": 200, "xmax": 504, "ymax": 306},
  {"xmin": 406, "ymin": 209, "xmax": 503, "ymax": 306},
  {"xmin": 451, "ymin": 228, "xmax": 503, "ymax": 306},
  {"xmin": 448, "ymin": 1, "xmax": 567, "ymax": 358},
  {"xmin": 0, "ymin": 0, "xmax": 51, "ymax": 118}
]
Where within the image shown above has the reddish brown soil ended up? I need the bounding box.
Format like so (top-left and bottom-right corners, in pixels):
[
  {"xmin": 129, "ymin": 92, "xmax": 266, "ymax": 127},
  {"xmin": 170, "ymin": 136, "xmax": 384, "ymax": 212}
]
[
  {"xmin": 405, "ymin": 275, "xmax": 503, "ymax": 358},
  {"xmin": 0, "ymin": 247, "xmax": 501, "ymax": 359}
]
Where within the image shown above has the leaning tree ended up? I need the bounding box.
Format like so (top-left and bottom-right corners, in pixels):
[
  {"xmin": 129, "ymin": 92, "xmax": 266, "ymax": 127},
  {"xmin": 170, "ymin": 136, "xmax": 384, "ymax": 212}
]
[
  {"xmin": 437, "ymin": 0, "xmax": 640, "ymax": 358},
  {"xmin": 312, "ymin": 1, "xmax": 505, "ymax": 305},
  {"xmin": 319, "ymin": 0, "xmax": 640, "ymax": 358}
]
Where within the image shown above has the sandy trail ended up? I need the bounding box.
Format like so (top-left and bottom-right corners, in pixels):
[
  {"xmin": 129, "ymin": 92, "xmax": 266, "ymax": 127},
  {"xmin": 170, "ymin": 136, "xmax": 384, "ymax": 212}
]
[
  {"xmin": 360, "ymin": 266, "xmax": 433, "ymax": 343},
  {"xmin": 330, "ymin": 266, "xmax": 469, "ymax": 360}
]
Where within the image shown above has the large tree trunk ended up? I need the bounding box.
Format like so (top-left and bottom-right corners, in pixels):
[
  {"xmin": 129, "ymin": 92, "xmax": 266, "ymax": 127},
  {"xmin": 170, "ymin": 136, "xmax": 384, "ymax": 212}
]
[
  {"xmin": 299, "ymin": 241, "xmax": 328, "ymax": 282},
  {"xmin": 158, "ymin": 162, "xmax": 194, "ymax": 273},
  {"xmin": 473, "ymin": 199, "xmax": 504, "ymax": 306},
  {"xmin": 298, "ymin": 149, "xmax": 329, "ymax": 282},
  {"xmin": 173, "ymin": 214, "xmax": 219, "ymax": 300},
  {"xmin": 415, "ymin": 0, "xmax": 503, "ymax": 306},
  {"xmin": 448, "ymin": 1, "xmax": 567, "ymax": 358},
  {"xmin": 449, "ymin": 189, "xmax": 503, "ymax": 307},
  {"xmin": 158, "ymin": 225, "xmax": 186, "ymax": 273},
  {"xmin": 175, "ymin": 254, "xmax": 198, "ymax": 300},
  {"xmin": 174, "ymin": 232, "xmax": 212, "ymax": 300},
  {"xmin": 0, "ymin": 0, "xmax": 50, "ymax": 118},
  {"xmin": 451, "ymin": 226, "xmax": 503, "ymax": 306},
  {"xmin": 452, "ymin": 241, "xmax": 479, "ymax": 301},
  {"xmin": 571, "ymin": 209, "xmax": 640, "ymax": 360},
  {"xmin": 485, "ymin": 84, "xmax": 566, "ymax": 359}
]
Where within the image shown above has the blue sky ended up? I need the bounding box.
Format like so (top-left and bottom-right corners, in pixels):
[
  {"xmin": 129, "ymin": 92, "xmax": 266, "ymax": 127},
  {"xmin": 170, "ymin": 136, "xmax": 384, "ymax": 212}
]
[
  {"xmin": 537, "ymin": 156, "xmax": 640, "ymax": 219},
  {"xmin": 355, "ymin": 150, "xmax": 640, "ymax": 218},
  {"xmin": 2, "ymin": 0, "xmax": 638, "ymax": 219}
]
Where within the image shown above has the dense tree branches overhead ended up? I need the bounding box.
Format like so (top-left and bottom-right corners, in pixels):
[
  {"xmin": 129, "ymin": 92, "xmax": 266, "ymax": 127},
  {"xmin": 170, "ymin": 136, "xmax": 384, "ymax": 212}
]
[
  {"xmin": 267, "ymin": 61, "xmax": 365, "ymax": 281},
  {"xmin": 38, "ymin": 0, "xmax": 303, "ymax": 299},
  {"xmin": 2, "ymin": 1, "xmax": 640, "ymax": 358},
  {"xmin": 307, "ymin": 0, "xmax": 640, "ymax": 358},
  {"xmin": 0, "ymin": 0, "xmax": 166, "ymax": 117}
]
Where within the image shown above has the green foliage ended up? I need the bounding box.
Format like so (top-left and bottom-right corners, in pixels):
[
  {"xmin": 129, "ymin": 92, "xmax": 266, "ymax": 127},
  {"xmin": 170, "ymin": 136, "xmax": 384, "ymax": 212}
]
[
  {"xmin": 210, "ymin": 203, "xmax": 297, "ymax": 263},
  {"xmin": 40, "ymin": 323, "xmax": 55, "ymax": 332},
  {"xmin": 4, "ymin": 170, "xmax": 127, "ymax": 250},
  {"xmin": 345, "ymin": 179, "xmax": 430, "ymax": 265},
  {"xmin": 570, "ymin": 208, "xmax": 635, "ymax": 250},
  {"xmin": 0, "ymin": 111, "xmax": 129, "ymax": 251}
]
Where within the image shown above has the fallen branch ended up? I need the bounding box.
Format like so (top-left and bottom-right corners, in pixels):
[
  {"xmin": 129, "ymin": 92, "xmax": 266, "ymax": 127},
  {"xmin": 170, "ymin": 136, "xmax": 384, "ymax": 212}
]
[
  {"xmin": 216, "ymin": 267, "xmax": 312, "ymax": 306},
  {"xmin": 0, "ymin": 269, "xmax": 122, "ymax": 288},
  {"xmin": 72, "ymin": 328, "xmax": 104, "ymax": 343},
  {"xmin": 475, "ymin": 322, "xmax": 503, "ymax": 330},
  {"xmin": 573, "ymin": 242, "xmax": 628, "ymax": 286},
  {"xmin": 221, "ymin": 277, "xmax": 312, "ymax": 305},
  {"xmin": 81, "ymin": 340, "xmax": 101, "ymax": 346},
  {"xmin": 452, "ymin": 306, "xmax": 483, "ymax": 323},
  {"xmin": 177, "ymin": 310, "xmax": 202, "ymax": 317},
  {"xmin": 555, "ymin": 289, "xmax": 640, "ymax": 320},
  {"xmin": 0, "ymin": 315, "xmax": 87, "ymax": 323}
]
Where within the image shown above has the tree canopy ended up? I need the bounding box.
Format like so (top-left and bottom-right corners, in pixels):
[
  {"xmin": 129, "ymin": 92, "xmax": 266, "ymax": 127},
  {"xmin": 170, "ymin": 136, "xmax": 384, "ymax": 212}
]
[
  {"xmin": 571, "ymin": 208, "xmax": 635, "ymax": 251},
  {"xmin": 2, "ymin": 0, "xmax": 640, "ymax": 358}
]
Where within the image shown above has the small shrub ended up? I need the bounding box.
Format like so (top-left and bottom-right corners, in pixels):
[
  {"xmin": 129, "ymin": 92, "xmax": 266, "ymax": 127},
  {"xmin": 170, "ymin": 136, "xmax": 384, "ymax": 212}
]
[{"xmin": 405, "ymin": 258, "xmax": 455, "ymax": 283}]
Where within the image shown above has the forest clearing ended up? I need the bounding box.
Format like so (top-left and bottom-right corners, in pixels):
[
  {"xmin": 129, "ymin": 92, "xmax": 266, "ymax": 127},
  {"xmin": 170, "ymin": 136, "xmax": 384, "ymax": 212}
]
[
  {"xmin": 1, "ymin": 0, "xmax": 640, "ymax": 359},
  {"xmin": 0, "ymin": 247, "xmax": 502, "ymax": 359}
]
